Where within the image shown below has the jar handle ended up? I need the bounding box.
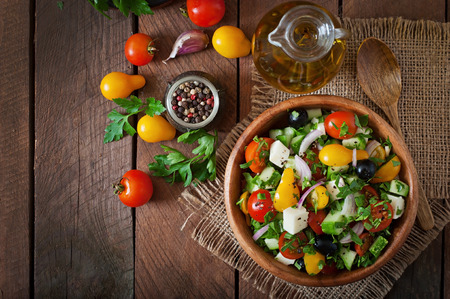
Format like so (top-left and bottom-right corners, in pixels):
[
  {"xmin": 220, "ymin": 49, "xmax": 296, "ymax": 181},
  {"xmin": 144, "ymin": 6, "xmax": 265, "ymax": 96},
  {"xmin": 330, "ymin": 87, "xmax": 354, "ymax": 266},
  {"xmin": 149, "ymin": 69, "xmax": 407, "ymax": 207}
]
[{"xmin": 335, "ymin": 28, "xmax": 351, "ymax": 40}]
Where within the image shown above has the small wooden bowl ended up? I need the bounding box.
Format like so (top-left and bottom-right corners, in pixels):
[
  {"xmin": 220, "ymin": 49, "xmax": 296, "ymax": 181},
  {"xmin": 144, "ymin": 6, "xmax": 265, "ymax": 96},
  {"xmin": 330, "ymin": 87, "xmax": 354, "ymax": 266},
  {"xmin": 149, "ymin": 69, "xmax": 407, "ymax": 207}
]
[{"xmin": 224, "ymin": 95, "xmax": 418, "ymax": 286}]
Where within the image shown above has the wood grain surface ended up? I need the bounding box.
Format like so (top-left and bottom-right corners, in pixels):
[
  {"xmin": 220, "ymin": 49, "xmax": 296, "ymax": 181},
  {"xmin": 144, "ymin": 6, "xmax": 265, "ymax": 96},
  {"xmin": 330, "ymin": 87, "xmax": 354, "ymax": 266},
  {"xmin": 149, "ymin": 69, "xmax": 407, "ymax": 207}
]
[
  {"xmin": 0, "ymin": 0, "xmax": 31, "ymax": 297},
  {"xmin": 33, "ymin": 1, "xmax": 134, "ymax": 297},
  {"xmin": 0, "ymin": 0, "xmax": 448, "ymax": 298}
]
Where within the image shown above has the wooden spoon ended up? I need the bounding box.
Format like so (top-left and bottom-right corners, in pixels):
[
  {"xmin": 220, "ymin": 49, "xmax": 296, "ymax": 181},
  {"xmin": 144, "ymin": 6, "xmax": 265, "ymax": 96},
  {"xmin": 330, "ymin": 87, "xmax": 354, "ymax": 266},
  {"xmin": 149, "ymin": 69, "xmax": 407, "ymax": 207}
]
[{"xmin": 357, "ymin": 37, "xmax": 434, "ymax": 231}]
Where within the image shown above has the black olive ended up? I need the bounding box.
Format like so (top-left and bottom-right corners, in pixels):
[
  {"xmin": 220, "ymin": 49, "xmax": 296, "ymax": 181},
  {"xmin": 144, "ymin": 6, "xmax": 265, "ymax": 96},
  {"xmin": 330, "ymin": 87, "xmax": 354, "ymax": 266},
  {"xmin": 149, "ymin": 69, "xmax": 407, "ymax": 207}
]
[
  {"xmin": 288, "ymin": 109, "xmax": 309, "ymax": 129},
  {"xmin": 314, "ymin": 234, "xmax": 338, "ymax": 256},
  {"xmin": 355, "ymin": 159, "xmax": 377, "ymax": 180},
  {"xmin": 295, "ymin": 257, "xmax": 306, "ymax": 272}
]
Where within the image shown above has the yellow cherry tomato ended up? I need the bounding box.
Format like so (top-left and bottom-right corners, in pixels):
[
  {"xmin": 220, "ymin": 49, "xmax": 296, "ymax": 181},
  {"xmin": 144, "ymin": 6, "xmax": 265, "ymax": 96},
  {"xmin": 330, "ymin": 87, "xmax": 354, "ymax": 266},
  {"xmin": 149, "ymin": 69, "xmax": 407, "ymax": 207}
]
[
  {"xmin": 371, "ymin": 156, "xmax": 401, "ymax": 183},
  {"xmin": 307, "ymin": 185, "xmax": 329, "ymax": 210},
  {"xmin": 273, "ymin": 168, "xmax": 300, "ymax": 212},
  {"xmin": 212, "ymin": 26, "xmax": 251, "ymax": 59},
  {"xmin": 137, "ymin": 115, "xmax": 176, "ymax": 143},
  {"xmin": 367, "ymin": 141, "xmax": 386, "ymax": 165},
  {"xmin": 239, "ymin": 191, "xmax": 251, "ymax": 226},
  {"xmin": 100, "ymin": 72, "xmax": 146, "ymax": 100},
  {"xmin": 304, "ymin": 251, "xmax": 326, "ymax": 275},
  {"xmin": 319, "ymin": 144, "xmax": 369, "ymax": 166}
]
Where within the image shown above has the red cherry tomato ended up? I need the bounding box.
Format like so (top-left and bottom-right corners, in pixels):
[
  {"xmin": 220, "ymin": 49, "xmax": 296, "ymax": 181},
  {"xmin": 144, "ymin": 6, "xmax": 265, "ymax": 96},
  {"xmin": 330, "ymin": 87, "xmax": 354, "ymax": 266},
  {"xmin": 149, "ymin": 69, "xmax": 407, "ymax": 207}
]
[
  {"xmin": 125, "ymin": 33, "xmax": 156, "ymax": 66},
  {"xmin": 361, "ymin": 185, "xmax": 379, "ymax": 206},
  {"xmin": 324, "ymin": 111, "xmax": 357, "ymax": 140},
  {"xmin": 355, "ymin": 232, "xmax": 375, "ymax": 257},
  {"xmin": 302, "ymin": 147, "xmax": 325, "ymax": 181},
  {"xmin": 363, "ymin": 201, "xmax": 394, "ymax": 232},
  {"xmin": 187, "ymin": 0, "xmax": 225, "ymax": 27},
  {"xmin": 278, "ymin": 231, "xmax": 308, "ymax": 259},
  {"xmin": 321, "ymin": 262, "xmax": 339, "ymax": 275},
  {"xmin": 115, "ymin": 170, "xmax": 153, "ymax": 207},
  {"xmin": 307, "ymin": 210, "xmax": 327, "ymax": 235},
  {"xmin": 245, "ymin": 137, "xmax": 275, "ymax": 174},
  {"xmin": 247, "ymin": 189, "xmax": 276, "ymax": 223}
]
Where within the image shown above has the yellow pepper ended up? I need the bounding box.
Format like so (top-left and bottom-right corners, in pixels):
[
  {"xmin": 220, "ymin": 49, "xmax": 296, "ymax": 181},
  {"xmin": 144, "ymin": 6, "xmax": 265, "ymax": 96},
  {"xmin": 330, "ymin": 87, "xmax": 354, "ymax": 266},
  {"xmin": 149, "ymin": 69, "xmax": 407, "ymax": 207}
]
[
  {"xmin": 273, "ymin": 168, "xmax": 300, "ymax": 212},
  {"xmin": 212, "ymin": 26, "xmax": 251, "ymax": 59},
  {"xmin": 304, "ymin": 251, "xmax": 326, "ymax": 275},
  {"xmin": 371, "ymin": 156, "xmax": 401, "ymax": 183}
]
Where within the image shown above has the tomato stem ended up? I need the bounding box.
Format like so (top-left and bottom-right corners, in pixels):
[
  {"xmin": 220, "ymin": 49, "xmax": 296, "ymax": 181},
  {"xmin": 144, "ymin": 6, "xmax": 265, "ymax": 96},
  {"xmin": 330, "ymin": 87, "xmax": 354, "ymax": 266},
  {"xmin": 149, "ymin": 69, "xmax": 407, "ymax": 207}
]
[{"xmin": 113, "ymin": 183, "xmax": 125, "ymax": 195}]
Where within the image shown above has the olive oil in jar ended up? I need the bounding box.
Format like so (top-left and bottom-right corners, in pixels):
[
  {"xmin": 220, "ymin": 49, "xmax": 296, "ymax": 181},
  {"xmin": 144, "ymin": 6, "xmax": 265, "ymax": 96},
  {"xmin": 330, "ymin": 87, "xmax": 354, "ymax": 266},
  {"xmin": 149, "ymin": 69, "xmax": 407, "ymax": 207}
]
[{"xmin": 252, "ymin": 1, "xmax": 349, "ymax": 94}]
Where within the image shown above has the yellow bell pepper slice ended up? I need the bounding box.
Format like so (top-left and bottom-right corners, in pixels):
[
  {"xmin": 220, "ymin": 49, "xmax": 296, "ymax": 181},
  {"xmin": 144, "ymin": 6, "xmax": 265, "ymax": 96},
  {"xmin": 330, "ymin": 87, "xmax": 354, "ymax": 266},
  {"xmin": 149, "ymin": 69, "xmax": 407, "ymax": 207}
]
[{"xmin": 273, "ymin": 168, "xmax": 300, "ymax": 212}]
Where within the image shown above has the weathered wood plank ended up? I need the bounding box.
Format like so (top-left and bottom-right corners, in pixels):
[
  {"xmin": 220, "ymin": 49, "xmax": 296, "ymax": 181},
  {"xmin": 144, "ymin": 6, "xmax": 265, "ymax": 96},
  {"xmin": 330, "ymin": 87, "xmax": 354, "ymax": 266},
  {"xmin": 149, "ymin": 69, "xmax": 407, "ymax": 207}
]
[
  {"xmin": 343, "ymin": 0, "xmax": 446, "ymax": 21},
  {"xmin": 135, "ymin": 1, "xmax": 237, "ymax": 297},
  {"xmin": 34, "ymin": 1, "xmax": 134, "ymax": 297},
  {"xmin": 0, "ymin": 0, "xmax": 31, "ymax": 297}
]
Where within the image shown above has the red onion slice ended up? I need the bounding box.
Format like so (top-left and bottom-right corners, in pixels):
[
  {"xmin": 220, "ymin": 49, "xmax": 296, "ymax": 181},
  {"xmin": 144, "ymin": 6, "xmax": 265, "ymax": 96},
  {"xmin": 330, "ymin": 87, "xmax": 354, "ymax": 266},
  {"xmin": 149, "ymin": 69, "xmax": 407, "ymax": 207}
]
[
  {"xmin": 297, "ymin": 179, "xmax": 325, "ymax": 208},
  {"xmin": 294, "ymin": 155, "xmax": 312, "ymax": 183},
  {"xmin": 252, "ymin": 224, "xmax": 269, "ymax": 241},
  {"xmin": 365, "ymin": 140, "xmax": 381, "ymax": 156},
  {"xmin": 352, "ymin": 148, "xmax": 357, "ymax": 167},
  {"xmin": 339, "ymin": 221, "xmax": 364, "ymax": 244},
  {"xmin": 298, "ymin": 130, "xmax": 323, "ymax": 155},
  {"xmin": 341, "ymin": 193, "xmax": 357, "ymax": 216}
]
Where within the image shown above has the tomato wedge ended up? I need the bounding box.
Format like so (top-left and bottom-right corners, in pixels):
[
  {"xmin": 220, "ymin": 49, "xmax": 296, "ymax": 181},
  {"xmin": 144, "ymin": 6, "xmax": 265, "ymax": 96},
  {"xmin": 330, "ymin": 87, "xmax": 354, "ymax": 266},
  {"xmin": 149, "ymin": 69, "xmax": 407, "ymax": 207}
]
[
  {"xmin": 363, "ymin": 201, "xmax": 394, "ymax": 232},
  {"xmin": 244, "ymin": 137, "xmax": 274, "ymax": 173},
  {"xmin": 307, "ymin": 210, "xmax": 327, "ymax": 235},
  {"xmin": 278, "ymin": 231, "xmax": 308, "ymax": 259},
  {"xmin": 355, "ymin": 232, "xmax": 375, "ymax": 257}
]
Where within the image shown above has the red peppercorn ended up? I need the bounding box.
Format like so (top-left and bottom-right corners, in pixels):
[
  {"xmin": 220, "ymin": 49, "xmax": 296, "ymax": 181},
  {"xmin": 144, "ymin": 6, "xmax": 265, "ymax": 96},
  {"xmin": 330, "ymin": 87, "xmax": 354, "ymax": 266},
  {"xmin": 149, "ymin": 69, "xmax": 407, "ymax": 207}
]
[
  {"xmin": 172, "ymin": 105, "xmax": 178, "ymax": 110},
  {"xmin": 177, "ymin": 95, "xmax": 182, "ymax": 101},
  {"xmin": 211, "ymin": 102, "xmax": 214, "ymax": 108},
  {"xmin": 210, "ymin": 96, "xmax": 214, "ymax": 100},
  {"xmin": 206, "ymin": 98, "xmax": 213, "ymax": 105},
  {"xmin": 187, "ymin": 113, "xmax": 193, "ymax": 118},
  {"xmin": 190, "ymin": 94, "xmax": 196, "ymax": 100}
]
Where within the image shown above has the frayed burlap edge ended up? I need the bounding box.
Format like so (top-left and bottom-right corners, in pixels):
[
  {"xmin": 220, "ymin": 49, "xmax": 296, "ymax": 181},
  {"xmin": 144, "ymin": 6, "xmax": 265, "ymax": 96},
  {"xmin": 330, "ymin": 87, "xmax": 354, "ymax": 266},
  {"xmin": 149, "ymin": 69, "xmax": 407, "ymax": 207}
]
[{"xmin": 180, "ymin": 17, "xmax": 450, "ymax": 298}]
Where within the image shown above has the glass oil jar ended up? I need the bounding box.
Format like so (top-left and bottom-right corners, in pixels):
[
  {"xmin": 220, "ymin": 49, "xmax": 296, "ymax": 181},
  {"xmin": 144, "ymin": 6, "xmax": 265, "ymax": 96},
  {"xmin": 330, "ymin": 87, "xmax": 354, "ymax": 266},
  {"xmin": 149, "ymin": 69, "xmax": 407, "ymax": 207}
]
[{"xmin": 252, "ymin": 1, "xmax": 350, "ymax": 94}]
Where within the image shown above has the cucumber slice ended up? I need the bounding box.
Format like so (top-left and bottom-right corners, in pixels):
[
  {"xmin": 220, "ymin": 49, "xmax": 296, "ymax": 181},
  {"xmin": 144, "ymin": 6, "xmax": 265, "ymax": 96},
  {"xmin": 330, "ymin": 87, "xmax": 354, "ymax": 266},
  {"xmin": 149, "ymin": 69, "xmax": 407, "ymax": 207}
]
[
  {"xmin": 283, "ymin": 127, "xmax": 296, "ymax": 146},
  {"xmin": 260, "ymin": 166, "xmax": 281, "ymax": 188},
  {"xmin": 269, "ymin": 129, "xmax": 283, "ymax": 141},
  {"xmin": 339, "ymin": 247, "xmax": 357, "ymax": 271},
  {"xmin": 284, "ymin": 156, "xmax": 296, "ymax": 171},
  {"xmin": 344, "ymin": 174, "xmax": 359, "ymax": 185},
  {"xmin": 327, "ymin": 165, "xmax": 349, "ymax": 180},
  {"xmin": 264, "ymin": 238, "xmax": 279, "ymax": 250},
  {"xmin": 369, "ymin": 236, "xmax": 388, "ymax": 258},
  {"xmin": 321, "ymin": 210, "xmax": 346, "ymax": 235},
  {"xmin": 388, "ymin": 179, "xmax": 410, "ymax": 197},
  {"xmin": 342, "ymin": 135, "xmax": 367, "ymax": 150},
  {"xmin": 307, "ymin": 108, "xmax": 322, "ymax": 120},
  {"xmin": 290, "ymin": 135, "xmax": 306, "ymax": 154}
]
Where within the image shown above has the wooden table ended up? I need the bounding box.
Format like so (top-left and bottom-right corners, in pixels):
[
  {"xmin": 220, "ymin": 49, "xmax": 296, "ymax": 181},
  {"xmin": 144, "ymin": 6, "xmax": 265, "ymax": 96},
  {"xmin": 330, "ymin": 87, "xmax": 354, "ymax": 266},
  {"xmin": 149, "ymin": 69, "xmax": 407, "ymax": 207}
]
[{"xmin": 1, "ymin": 0, "xmax": 448, "ymax": 297}]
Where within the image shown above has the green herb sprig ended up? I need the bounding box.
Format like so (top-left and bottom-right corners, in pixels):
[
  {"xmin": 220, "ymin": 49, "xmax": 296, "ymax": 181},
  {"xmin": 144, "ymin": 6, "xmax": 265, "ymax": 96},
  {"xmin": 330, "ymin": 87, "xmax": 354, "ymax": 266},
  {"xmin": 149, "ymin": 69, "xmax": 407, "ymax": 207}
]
[
  {"xmin": 104, "ymin": 96, "xmax": 165, "ymax": 144},
  {"xmin": 88, "ymin": 0, "xmax": 154, "ymax": 19},
  {"xmin": 148, "ymin": 129, "xmax": 218, "ymax": 187}
]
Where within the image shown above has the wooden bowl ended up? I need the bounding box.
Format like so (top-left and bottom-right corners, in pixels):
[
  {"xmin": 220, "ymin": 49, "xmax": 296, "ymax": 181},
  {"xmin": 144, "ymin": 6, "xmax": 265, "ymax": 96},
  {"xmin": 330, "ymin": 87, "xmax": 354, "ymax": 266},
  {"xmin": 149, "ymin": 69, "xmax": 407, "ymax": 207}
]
[{"xmin": 224, "ymin": 95, "xmax": 418, "ymax": 286}]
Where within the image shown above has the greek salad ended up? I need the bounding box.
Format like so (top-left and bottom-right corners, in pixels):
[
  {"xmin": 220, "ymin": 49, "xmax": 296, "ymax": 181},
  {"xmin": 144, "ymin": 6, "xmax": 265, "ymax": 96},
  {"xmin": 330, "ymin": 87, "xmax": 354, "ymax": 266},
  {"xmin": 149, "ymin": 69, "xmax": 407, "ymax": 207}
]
[{"xmin": 237, "ymin": 108, "xmax": 409, "ymax": 275}]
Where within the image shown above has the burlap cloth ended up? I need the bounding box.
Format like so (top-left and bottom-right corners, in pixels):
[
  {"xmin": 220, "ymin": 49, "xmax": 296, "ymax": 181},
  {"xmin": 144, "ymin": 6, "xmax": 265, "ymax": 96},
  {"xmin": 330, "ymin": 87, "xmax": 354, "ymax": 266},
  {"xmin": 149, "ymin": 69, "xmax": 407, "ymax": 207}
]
[{"xmin": 180, "ymin": 18, "xmax": 450, "ymax": 298}]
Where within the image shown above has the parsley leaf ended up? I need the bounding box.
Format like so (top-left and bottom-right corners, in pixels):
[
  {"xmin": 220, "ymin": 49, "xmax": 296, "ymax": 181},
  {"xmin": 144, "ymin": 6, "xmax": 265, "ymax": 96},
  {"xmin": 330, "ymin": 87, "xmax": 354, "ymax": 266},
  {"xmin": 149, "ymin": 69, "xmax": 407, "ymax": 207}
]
[
  {"xmin": 148, "ymin": 129, "xmax": 218, "ymax": 187},
  {"xmin": 104, "ymin": 96, "xmax": 165, "ymax": 144},
  {"xmin": 57, "ymin": 1, "xmax": 64, "ymax": 10},
  {"xmin": 88, "ymin": 0, "xmax": 154, "ymax": 19},
  {"xmin": 354, "ymin": 114, "xmax": 369, "ymax": 128}
]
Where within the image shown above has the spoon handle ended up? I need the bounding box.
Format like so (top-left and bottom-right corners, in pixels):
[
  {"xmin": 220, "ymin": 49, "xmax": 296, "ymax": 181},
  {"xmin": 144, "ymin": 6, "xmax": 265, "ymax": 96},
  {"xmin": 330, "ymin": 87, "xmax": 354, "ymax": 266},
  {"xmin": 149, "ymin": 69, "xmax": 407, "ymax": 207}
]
[
  {"xmin": 383, "ymin": 104, "xmax": 435, "ymax": 230},
  {"xmin": 416, "ymin": 181, "xmax": 435, "ymax": 230},
  {"xmin": 383, "ymin": 103, "xmax": 403, "ymax": 137}
]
